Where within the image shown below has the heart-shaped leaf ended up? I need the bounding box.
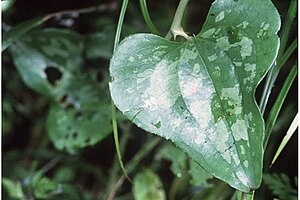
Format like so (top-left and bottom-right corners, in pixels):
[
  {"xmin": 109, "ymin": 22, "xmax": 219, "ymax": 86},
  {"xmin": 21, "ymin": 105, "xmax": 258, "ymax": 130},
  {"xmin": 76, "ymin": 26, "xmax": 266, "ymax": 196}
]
[{"xmin": 109, "ymin": 0, "xmax": 280, "ymax": 192}]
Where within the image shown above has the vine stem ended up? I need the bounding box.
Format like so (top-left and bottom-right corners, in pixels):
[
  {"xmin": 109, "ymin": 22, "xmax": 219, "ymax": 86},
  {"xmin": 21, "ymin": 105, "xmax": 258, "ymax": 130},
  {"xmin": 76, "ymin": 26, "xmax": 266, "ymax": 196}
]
[
  {"xmin": 139, "ymin": 0, "xmax": 160, "ymax": 35},
  {"xmin": 264, "ymin": 63, "xmax": 297, "ymax": 150},
  {"xmin": 111, "ymin": 0, "xmax": 131, "ymax": 182},
  {"xmin": 165, "ymin": 0, "xmax": 190, "ymax": 40},
  {"xmin": 236, "ymin": 191, "xmax": 254, "ymax": 200}
]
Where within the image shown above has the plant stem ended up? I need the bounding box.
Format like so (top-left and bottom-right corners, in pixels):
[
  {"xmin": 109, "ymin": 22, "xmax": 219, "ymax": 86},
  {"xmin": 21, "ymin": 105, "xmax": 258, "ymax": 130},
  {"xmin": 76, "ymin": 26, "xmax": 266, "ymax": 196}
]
[
  {"xmin": 111, "ymin": 0, "xmax": 131, "ymax": 181},
  {"xmin": 46, "ymin": 2, "xmax": 116, "ymax": 20},
  {"xmin": 105, "ymin": 123, "xmax": 131, "ymax": 199},
  {"xmin": 236, "ymin": 191, "xmax": 254, "ymax": 200},
  {"xmin": 139, "ymin": 0, "xmax": 160, "ymax": 35},
  {"xmin": 259, "ymin": 0, "xmax": 297, "ymax": 114},
  {"xmin": 264, "ymin": 63, "xmax": 297, "ymax": 149},
  {"xmin": 113, "ymin": 1, "xmax": 129, "ymax": 52},
  {"xmin": 165, "ymin": 0, "xmax": 190, "ymax": 40},
  {"xmin": 40, "ymin": 156, "xmax": 62, "ymax": 174}
]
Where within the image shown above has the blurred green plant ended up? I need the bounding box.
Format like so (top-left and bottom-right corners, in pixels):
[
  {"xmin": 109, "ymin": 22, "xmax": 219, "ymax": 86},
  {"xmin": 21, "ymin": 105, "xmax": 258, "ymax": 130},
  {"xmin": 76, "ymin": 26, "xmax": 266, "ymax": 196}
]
[{"xmin": 263, "ymin": 173, "xmax": 297, "ymax": 200}]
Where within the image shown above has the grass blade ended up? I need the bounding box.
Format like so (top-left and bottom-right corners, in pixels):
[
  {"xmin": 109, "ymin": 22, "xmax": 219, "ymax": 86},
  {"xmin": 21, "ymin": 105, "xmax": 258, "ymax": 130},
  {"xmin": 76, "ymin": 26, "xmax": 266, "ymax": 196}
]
[
  {"xmin": 2, "ymin": 16, "xmax": 47, "ymax": 52},
  {"xmin": 139, "ymin": 0, "xmax": 160, "ymax": 35},
  {"xmin": 259, "ymin": 0, "xmax": 297, "ymax": 114},
  {"xmin": 277, "ymin": 38, "xmax": 297, "ymax": 69},
  {"xmin": 271, "ymin": 113, "xmax": 298, "ymax": 166},
  {"xmin": 264, "ymin": 64, "xmax": 297, "ymax": 149}
]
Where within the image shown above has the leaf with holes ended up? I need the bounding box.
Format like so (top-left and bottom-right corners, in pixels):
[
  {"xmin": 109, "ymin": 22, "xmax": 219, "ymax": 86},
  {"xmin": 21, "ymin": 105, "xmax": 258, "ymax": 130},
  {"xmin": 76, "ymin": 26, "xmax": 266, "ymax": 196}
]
[
  {"xmin": 46, "ymin": 80, "xmax": 112, "ymax": 153},
  {"xmin": 9, "ymin": 29, "xmax": 112, "ymax": 152},
  {"xmin": 47, "ymin": 102, "xmax": 111, "ymax": 154},
  {"xmin": 109, "ymin": 0, "xmax": 280, "ymax": 192},
  {"xmin": 9, "ymin": 29, "xmax": 85, "ymax": 100}
]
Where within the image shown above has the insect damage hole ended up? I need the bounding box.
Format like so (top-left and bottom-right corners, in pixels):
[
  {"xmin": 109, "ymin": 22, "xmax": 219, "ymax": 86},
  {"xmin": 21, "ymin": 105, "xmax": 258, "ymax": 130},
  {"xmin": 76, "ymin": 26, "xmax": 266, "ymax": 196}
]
[
  {"xmin": 110, "ymin": 76, "xmax": 115, "ymax": 83},
  {"xmin": 44, "ymin": 66, "xmax": 63, "ymax": 86},
  {"xmin": 72, "ymin": 132, "xmax": 78, "ymax": 139}
]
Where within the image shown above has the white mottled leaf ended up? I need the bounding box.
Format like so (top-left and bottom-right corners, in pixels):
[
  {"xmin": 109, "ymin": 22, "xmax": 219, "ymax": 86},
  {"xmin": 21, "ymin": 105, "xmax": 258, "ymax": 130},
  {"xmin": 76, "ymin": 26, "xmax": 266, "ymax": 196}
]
[{"xmin": 109, "ymin": 0, "xmax": 280, "ymax": 192}]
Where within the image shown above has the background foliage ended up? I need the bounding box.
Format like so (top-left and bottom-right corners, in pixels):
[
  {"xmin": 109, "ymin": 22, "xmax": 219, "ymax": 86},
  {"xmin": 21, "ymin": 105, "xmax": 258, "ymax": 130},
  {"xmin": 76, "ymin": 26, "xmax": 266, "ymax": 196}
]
[{"xmin": 2, "ymin": 0, "xmax": 297, "ymax": 199}]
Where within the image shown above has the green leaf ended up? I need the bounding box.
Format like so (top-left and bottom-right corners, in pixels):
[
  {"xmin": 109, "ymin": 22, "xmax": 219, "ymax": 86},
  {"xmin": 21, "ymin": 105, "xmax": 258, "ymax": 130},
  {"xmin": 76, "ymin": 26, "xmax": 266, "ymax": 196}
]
[
  {"xmin": 156, "ymin": 143, "xmax": 213, "ymax": 187},
  {"xmin": 31, "ymin": 172, "xmax": 60, "ymax": 199},
  {"xmin": 189, "ymin": 160, "xmax": 213, "ymax": 187},
  {"xmin": 133, "ymin": 169, "xmax": 166, "ymax": 200},
  {"xmin": 9, "ymin": 29, "xmax": 112, "ymax": 152},
  {"xmin": 271, "ymin": 113, "xmax": 298, "ymax": 165},
  {"xmin": 47, "ymin": 101, "xmax": 111, "ymax": 154},
  {"xmin": 53, "ymin": 167, "xmax": 75, "ymax": 183},
  {"xmin": 45, "ymin": 73, "xmax": 111, "ymax": 154},
  {"xmin": 84, "ymin": 27, "xmax": 115, "ymax": 60},
  {"xmin": 109, "ymin": 0, "xmax": 280, "ymax": 192},
  {"xmin": 9, "ymin": 29, "xmax": 85, "ymax": 100},
  {"xmin": 263, "ymin": 173, "xmax": 297, "ymax": 200},
  {"xmin": 2, "ymin": 178, "xmax": 24, "ymax": 199},
  {"xmin": 3, "ymin": 16, "xmax": 48, "ymax": 52}
]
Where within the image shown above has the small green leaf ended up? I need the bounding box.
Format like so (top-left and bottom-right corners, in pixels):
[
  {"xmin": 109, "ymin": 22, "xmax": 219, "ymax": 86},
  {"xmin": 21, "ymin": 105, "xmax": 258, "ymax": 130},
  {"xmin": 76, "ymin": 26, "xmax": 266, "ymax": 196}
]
[
  {"xmin": 133, "ymin": 169, "xmax": 166, "ymax": 200},
  {"xmin": 31, "ymin": 172, "xmax": 60, "ymax": 199},
  {"xmin": 2, "ymin": 178, "xmax": 24, "ymax": 199},
  {"xmin": 110, "ymin": 0, "xmax": 280, "ymax": 192},
  {"xmin": 271, "ymin": 113, "xmax": 298, "ymax": 165},
  {"xmin": 3, "ymin": 17, "xmax": 48, "ymax": 52}
]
